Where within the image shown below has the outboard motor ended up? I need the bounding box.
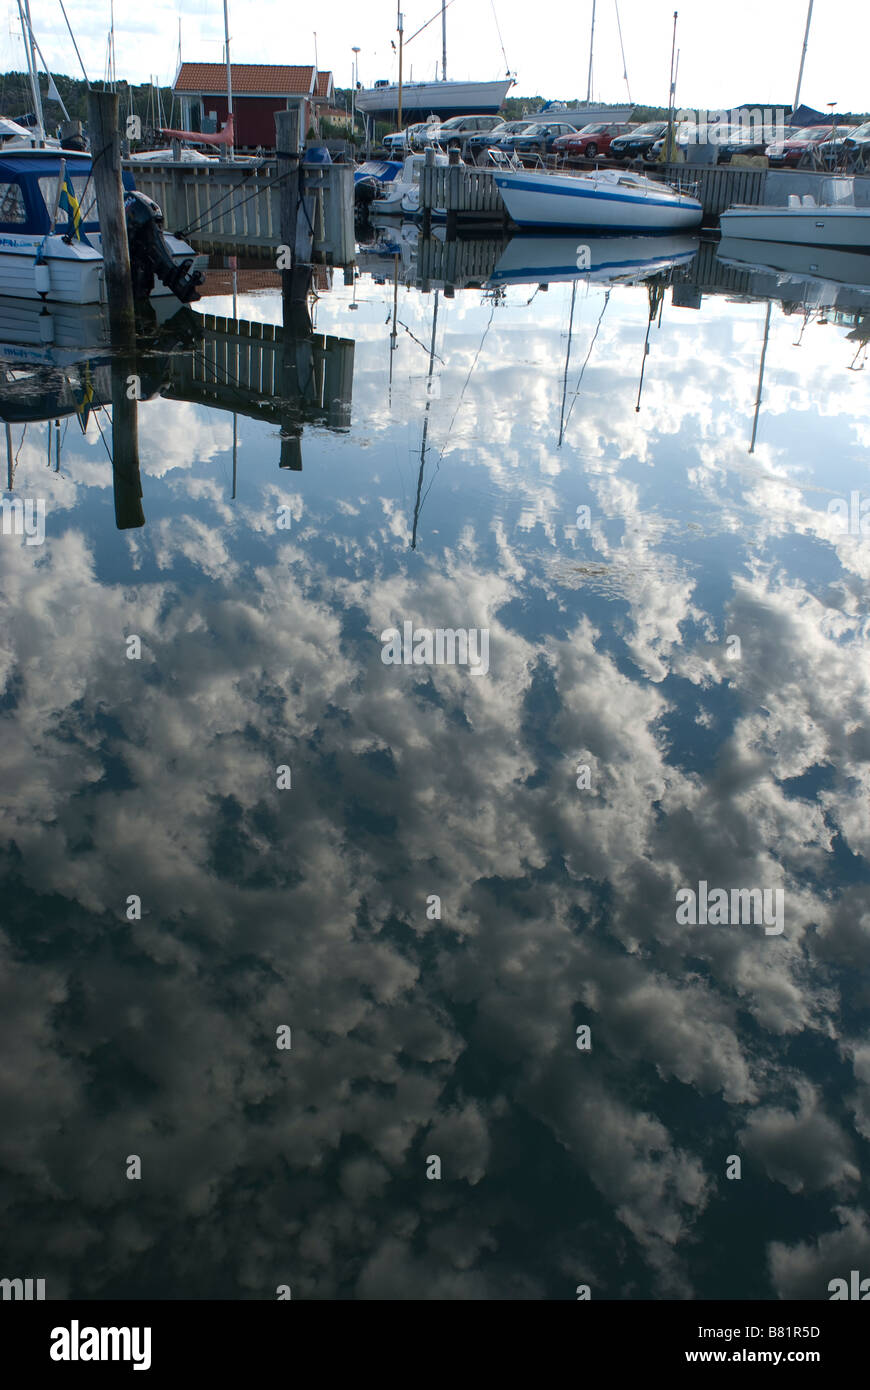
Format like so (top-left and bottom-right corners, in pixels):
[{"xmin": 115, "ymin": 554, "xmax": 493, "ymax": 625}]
[{"xmin": 124, "ymin": 190, "xmax": 203, "ymax": 304}]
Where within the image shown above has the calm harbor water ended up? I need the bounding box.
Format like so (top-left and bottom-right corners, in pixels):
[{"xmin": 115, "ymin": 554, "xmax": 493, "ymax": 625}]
[{"xmin": 1, "ymin": 228, "xmax": 869, "ymax": 1300}]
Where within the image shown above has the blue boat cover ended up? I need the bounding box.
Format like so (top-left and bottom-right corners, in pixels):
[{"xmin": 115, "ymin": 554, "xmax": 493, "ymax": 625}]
[{"xmin": 354, "ymin": 159, "xmax": 403, "ymax": 184}]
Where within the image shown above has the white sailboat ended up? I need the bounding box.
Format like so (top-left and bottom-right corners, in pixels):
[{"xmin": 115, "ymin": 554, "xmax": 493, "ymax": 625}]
[
  {"xmin": 492, "ymin": 166, "xmax": 703, "ymax": 233},
  {"xmin": 355, "ymin": 1, "xmax": 514, "ymax": 121},
  {"xmin": 356, "ymin": 78, "xmax": 515, "ymax": 121}
]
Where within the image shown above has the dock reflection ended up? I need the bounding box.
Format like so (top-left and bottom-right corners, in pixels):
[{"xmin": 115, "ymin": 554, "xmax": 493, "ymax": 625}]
[{"xmin": 0, "ymin": 290, "xmax": 355, "ymax": 528}]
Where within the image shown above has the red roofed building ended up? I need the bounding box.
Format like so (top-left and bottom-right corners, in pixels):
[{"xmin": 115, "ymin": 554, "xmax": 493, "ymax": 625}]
[{"xmin": 173, "ymin": 63, "xmax": 335, "ymax": 149}]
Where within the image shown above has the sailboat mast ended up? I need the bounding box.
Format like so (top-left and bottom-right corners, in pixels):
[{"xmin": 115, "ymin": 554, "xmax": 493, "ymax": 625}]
[
  {"xmin": 223, "ymin": 0, "xmax": 235, "ymax": 159},
  {"xmin": 442, "ymin": 0, "xmax": 447, "ymax": 83},
  {"xmin": 559, "ymin": 281, "xmax": 577, "ymax": 448},
  {"xmin": 749, "ymin": 302, "xmax": 771, "ymax": 453},
  {"xmin": 586, "ymin": 0, "xmax": 596, "ymax": 103},
  {"xmin": 412, "ymin": 290, "xmax": 439, "ymax": 549},
  {"xmin": 397, "ymin": 8, "xmax": 404, "ymax": 130},
  {"xmin": 18, "ymin": 0, "xmax": 45, "ymax": 137},
  {"xmin": 793, "ymin": 0, "xmax": 814, "ymax": 114}
]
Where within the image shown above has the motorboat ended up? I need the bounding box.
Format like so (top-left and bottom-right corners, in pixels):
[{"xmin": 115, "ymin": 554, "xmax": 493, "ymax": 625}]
[
  {"xmin": 488, "ymin": 233, "xmax": 699, "ymax": 288},
  {"xmin": 126, "ymin": 147, "xmax": 219, "ymax": 165},
  {"xmin": 0, "ymin": 294, "xmax": 193, "ymax": 368},
  {"xmin": 0, "ymin": 149, "xmax": 206, "ymax": 304},
  {"xmin": 720, "ymin": 177, "xmax": 870, "ymax": 248},
  {"xmin": 492, "ymin": 166, "xmax": 704, "ymax": 232},
  {"xmin": 370, "ymin": 151, "xmax": 451, "ymax": 218},
  {"xmin": 0, "ymin": 116, "xmax": 61, "ymax": 151},
  {"xmin": 717, "ymin": 235, "xmax": 870, "ymax": 295},
  {"xmin": 354, "ymin": 158, "xmax": 405, "ymax": 208}
]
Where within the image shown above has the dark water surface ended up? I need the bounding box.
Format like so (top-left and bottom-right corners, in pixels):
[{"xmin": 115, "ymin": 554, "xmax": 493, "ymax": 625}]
[{"xmin": 1, "ymin": 232, "xmax": 869, "ymax": 1300}]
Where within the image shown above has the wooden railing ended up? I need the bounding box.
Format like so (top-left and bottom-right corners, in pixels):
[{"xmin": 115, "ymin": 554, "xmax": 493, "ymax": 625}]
[
  {"xmin": 419, "ymin": 164, "xmax": 504, "ymax": 215},
  {"xmin": 125, "ymin": 161, "xmax": 356, "ymax": 264}
]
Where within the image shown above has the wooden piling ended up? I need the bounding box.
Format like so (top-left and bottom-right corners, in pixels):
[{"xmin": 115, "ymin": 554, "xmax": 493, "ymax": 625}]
[
  {"xmin": 88, "ymin": 89, "xmax": 135, "ymax": 340},
  {"xmin": 110, "ymin": 354, "xmax": 144, "ymax": 528},
  {"xmin": 275, "ymin": 108, "xmax": 310, "ymax": 304}
]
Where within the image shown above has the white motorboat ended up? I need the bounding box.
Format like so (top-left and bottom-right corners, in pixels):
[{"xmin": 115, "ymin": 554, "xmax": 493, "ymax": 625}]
[
  {"xmin": 720, "ymin": 178, "xmax": 870, "ymax": 248},
  {"xmin": 370, "ymin": 151, "xmax": 451, "ymax": 218},
  {"xmin": 0, "ymin": 116, "xmax": 61, "ymax": 151},
  {"xmin": 126, "ymin": 147, "xmax": 219, "ymax": 165},
  {"xmin": 717, "ymin": 236, "xmax": 870, "ymax": 295},
  {"xmin": 0, "ymin": 149, "xmax": 206, "ymax": 304},
  {"xmin": 488, "ymin": 233, "xmax": 699, "ymax": 287},
  {"xmin": 492, "ymin": 166, "xmax": 703, "ymax": 233}
]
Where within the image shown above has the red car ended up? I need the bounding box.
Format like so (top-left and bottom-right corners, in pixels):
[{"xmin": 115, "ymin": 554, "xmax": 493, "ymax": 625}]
[
  {"xmin": 552, "ymin": 122, "xmax": 632, "ymax": 159},
  {"xmin": 766, "ymin": 124, "xmax": 855, "ymax": 167}
]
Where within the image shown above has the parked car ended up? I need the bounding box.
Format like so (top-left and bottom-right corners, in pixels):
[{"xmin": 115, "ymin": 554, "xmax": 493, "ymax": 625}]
[
  {"xmin": 648, "ymin": 121, "xmax": 716, "ymax": 162},
  {"xmin": 842, "ymin": 119, "xmax": 870, "ymax": 167},
  {"xmin": 647, "ymin": 121, "xmax": 777, "ymax": 163},
  {"xmin": 383, "ymin": 122, "xmax": 431, "ymax": 154},
  {"xmin": 714, "ymin": 124, "xmax": 784, "ymax": 161},
  {"xmin": 810, "ymin": 123, "xmax": 868, "ymax": 169},
  {"xmin": 609, "ymin": 121, "xmax": 668, "ymax": 160},
  {"xmin": 766, "ymin": 125, "xmax": 854, "ymax": 168},
  {"xmin": 551, "ymin": 122, "xmax": 632, "ymax": 159},
  {"xmin": 428, "ymin": 113, "xmax": 505, "ymax": 152},
  {"xmin": 410, "ymin": 119, "xmax": 446, "ymax": 150},
  {"xmin": 499, "ymin": 121, "xmax": 583, "ymax": 157},
  {"xmin": 464, "ymin": 119, "xmax": 536, "ymax": 157}
]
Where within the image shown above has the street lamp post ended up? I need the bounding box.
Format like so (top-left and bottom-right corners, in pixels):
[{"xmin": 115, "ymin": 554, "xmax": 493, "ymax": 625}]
[{"xmin": 352, "ymin": 46, "xmax": 360, "ymax": 134}]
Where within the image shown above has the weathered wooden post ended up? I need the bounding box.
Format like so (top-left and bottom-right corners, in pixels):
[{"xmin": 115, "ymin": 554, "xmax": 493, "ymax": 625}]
[
  {"xmin": 446, "ymin": 148, "xmax": 462, "ymax": 241},
  {"xmin": 421, "ymin": 145, "xmax": 435, "ymax": 237},
  {"xmin": 87, "ymin": 88, "xmax": 135, "ymax": 341},
  {"xmin": 275, "ymin": 108, "xmax": 311, "ymax": 304},
  {"xmin": 110, "ymin": 354, "xmax": 144, "ymax": 528},
  {"xmin": 279, "ymin": 269, "xmax": 313, "ymax": 471}
]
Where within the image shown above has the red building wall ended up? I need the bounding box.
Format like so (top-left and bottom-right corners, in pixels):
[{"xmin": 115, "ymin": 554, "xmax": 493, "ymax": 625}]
[{"xmin": 200, "ymin": 95, "xmax": 314, "ymax": 149}]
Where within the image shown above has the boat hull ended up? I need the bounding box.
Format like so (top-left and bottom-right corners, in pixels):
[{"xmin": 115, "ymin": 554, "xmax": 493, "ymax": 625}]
[
  {"xmin": 719, "ymin": 206, "xmax": 870, "ymax": 249},
  {"xmin": 0, "ymin": 231, "xmax": 206, "ymax": 304},
  {"xmin": 356, "ymin": 79, "xmax": 513, "ymax": 120},
  {"xmin": 493, "ymin": 170, "xmax": 703, "ymax": 233}
]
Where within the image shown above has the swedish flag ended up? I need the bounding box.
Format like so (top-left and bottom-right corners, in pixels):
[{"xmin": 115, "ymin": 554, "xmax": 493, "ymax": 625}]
[
  {"xmin": 75, "ymin": 361, "xmax": 94, "ymax": 432},
  {"xmin": 58, "ymin": 177, "xmax": 84, "ymax": 240}
]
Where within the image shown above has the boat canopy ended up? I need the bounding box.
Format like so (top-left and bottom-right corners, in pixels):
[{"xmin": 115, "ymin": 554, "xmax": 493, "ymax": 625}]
[{"xmin": 0, "ymin": 154, "xmax": 136, "ymax": 235}]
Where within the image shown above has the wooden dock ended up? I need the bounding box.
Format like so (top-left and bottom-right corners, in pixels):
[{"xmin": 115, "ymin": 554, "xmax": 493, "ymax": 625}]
[
  {"xmin": 126, "ymin": 160, "xmax": 356, "ymax": 266},
  {"xmin": 417, "ymin": 235, "xmax": 507, "ymax": 289},
  {"xmin": 167, "ymin": 311, "xmax": 355, "ymax": 438}
]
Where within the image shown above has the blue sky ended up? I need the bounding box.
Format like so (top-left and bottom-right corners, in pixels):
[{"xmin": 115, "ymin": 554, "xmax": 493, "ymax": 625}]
[{"xmin": 4, "ymin": 0, "xmax": 867, "ymax": 113}]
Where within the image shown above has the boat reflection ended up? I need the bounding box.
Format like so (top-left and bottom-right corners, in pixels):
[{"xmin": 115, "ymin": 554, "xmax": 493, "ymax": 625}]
[
  {"xmin": 716, "ymin": 236, "xmax": 870, "ymax": 373},
  {"xmin": 488, "ymin": 233, "xmax": 700, "ymax": 288},
  {"xmin": 0, "ymin": 291, "xmax": 356, "ymax": 526}
]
